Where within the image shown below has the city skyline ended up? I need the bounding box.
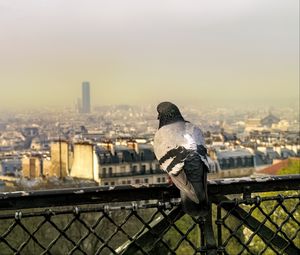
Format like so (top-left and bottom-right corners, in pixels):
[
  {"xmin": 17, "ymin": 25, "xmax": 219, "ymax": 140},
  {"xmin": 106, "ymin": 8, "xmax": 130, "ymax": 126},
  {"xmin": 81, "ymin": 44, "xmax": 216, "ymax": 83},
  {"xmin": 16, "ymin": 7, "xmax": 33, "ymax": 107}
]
[{"xmin": 0, "ymin": 0, "xmax": 299, "ymax": 110}]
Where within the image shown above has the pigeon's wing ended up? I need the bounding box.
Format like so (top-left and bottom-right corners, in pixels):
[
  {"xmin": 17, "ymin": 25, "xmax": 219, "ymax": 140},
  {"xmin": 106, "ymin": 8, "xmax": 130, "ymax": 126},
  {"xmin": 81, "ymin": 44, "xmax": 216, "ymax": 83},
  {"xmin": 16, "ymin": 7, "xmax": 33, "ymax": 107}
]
[
  {"xmin": 169, "ymin": 171, "xmax": 199, "ymax": 204},
  {"xmin": 154, "ymin": 122, "xmax": 187, "ymax": 173},
  {"xmin": 185, "ymin": 123, "xmax": 210, "ymax": 170},
  {"xmin": 169, "ymin": 151, "xmax": 207, "ymax": 205},
  {"xmin": 184, "ymin": 152, "xmax": 208, "ymax": 205}
]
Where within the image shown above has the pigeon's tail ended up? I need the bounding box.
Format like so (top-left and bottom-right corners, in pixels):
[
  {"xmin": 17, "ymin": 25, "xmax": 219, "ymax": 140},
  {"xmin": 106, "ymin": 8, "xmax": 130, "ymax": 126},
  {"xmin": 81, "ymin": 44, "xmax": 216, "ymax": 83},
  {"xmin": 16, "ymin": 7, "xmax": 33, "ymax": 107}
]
[
  {"xmin": 181, "ymin": 190, "xmax": 209, "ymax": 217},
  {"xmin": 181, "ymin": 157, "xmax": 217, "ymax": 255},
  {"xmin": 181, "ymin": 152, "xmax": 209, "ymax": 217}
]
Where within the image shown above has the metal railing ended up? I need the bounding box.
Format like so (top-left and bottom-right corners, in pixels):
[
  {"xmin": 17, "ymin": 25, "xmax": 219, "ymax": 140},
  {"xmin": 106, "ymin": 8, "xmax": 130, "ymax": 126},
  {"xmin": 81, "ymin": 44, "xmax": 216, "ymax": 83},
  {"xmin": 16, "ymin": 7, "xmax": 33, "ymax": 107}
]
[{"xmin": 0, "ymin": 175, "xmax": 299, "ymax": 254}]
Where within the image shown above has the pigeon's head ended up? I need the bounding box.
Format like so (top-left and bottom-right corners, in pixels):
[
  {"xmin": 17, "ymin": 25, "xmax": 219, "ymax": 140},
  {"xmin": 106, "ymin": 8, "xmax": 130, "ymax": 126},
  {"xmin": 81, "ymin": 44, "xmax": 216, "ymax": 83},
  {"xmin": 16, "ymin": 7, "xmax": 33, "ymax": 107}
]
[{"xmin": 157, "ymin": 102, "xmax": 185, "ymax": 128}]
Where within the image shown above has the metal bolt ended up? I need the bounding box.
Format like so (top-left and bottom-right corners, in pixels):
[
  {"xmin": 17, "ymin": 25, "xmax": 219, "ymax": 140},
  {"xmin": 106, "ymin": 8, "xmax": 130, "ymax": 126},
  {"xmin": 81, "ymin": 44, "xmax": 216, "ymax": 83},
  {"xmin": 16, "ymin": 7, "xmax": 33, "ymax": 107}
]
[{"xmin": 15, "ymin": 211, "xmax": 22, "ymax": 221}]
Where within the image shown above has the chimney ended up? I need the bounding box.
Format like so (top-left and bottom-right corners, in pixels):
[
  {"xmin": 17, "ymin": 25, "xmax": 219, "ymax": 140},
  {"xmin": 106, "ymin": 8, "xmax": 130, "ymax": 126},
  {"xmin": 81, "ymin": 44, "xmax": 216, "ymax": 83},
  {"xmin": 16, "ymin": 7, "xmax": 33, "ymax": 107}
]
[
  {"xmin": 127, "ymin": 140, "xmax": 139, "ymax": 154},
  {"xmin": 99, "ymin": 140, "xmax": 115, "ymax": 155},
  {"xmin": 107, "ymin": 142, "xmax": 115, "ymax": 155},
  {"xmin": 208, "ymin": 148, "xmax": 217, "ymax": 160}
]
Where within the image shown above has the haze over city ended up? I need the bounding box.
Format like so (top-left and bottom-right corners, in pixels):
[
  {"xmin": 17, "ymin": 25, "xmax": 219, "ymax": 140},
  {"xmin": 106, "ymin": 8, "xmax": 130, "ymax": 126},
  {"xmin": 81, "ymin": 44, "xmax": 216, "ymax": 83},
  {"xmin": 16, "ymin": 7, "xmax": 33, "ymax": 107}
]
[
  {"xmin": 0, "ymin": 0, "xmax": 299, "ymax": 110},
  {"xmin": 0, "ymin": 2, "xmax": 299, "ymax": 253}
]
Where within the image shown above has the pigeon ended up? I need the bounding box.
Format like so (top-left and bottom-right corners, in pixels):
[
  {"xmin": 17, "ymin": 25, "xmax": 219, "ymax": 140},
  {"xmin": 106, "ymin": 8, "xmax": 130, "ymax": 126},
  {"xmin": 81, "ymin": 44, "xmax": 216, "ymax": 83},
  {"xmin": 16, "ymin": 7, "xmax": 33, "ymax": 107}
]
[{"xmin": 153, "ymin": 101, "xmax": 210, "ymax": 216}]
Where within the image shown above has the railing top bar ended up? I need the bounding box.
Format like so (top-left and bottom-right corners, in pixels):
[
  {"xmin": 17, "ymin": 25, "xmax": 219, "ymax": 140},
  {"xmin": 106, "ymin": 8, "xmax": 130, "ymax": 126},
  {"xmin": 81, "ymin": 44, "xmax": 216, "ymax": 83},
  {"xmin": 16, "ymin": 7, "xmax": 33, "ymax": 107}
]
[
  {"xmin": 1, "ymin": 174, "xmax": 299, "ymax": 198},
  {"xmin": 0, "ymin": 175, "xmax": 299, "ymax": 210}
]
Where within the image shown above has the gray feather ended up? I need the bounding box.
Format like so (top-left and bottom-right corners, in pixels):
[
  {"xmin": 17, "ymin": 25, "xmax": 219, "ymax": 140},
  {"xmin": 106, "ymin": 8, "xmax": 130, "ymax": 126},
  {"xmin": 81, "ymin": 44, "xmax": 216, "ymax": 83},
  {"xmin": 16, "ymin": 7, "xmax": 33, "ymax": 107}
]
[{"xmin": 169, "ymin": 171, "xmax": 199, "ymax": 204}]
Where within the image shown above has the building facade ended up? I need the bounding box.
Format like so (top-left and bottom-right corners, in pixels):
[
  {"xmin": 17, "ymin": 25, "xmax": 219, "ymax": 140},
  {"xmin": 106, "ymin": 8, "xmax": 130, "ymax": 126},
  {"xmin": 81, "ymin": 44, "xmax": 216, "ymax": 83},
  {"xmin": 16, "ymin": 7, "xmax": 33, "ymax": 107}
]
[
  {"xmin": 22, "ymin": 157, "xmax": 41, "ymax": 179},
  {"xmin": 96, "ymin": 142, "xmax": 167, "ymax": 186},
  {"xmin": 50, "ymin": 140, "xmax": 69, "ymax": 178},
  {"xmin": 70, "ymin": 142, "xmax": 99, "ymax": 182}
]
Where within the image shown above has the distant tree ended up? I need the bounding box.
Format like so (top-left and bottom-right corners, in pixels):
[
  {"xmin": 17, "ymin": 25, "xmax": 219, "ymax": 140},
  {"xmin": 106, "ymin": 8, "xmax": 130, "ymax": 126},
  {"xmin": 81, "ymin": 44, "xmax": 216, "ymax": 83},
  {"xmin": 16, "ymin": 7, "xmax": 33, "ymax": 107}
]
[
  {"xmin": 239, "ymin": 159, "xmax": 300, "ymax": 254},
  {"xmin": 279, "ymin": 158, "xmax": 300, "ymax": 175}
]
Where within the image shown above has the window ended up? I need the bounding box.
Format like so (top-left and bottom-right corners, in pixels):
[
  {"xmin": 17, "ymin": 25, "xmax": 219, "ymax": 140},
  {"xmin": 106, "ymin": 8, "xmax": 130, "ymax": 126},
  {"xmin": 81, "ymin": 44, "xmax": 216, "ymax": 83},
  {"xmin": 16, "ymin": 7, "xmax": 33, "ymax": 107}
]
[
  {"xmin": 105, "ymin": 153, "xmax": 111, "ymax": 163},
  {"xmin": 246, "ymin": 157, "xmax": 253, "ymax": 166},
  {"xmin": 135, "ymin": 179, "xmax": 140, "ymax": 184},
  {"xmin": 122, "ymin": 180, "xmax": 126, "ymax": 185},
  {"xmin": 111, "ymin": 181, "xmax": 115, "ymax": 185},
  {"xmin": 117, "ymin": 152, "xmax": 123, "ymax": 162},
  {"xmin": 102, "ymin": 168, "xmax": 106, "ymax": 177},
  {"xmin": 210, "ymin": 163, "xmax": 216, "ymax": 172},
  {"xmin": 140, "ymin": 152, "xmax": 145, "ymax": 161},
  {"xmin": 162, "ymin": 177, "xmax": 166, "ymax": 183},
  {"xmin": 132, "ymin": 165, "xmax": 137, "ymax": 173},
  {"xmin": 130, "ymin": 153, "xmax": 135, "ymax": 160},
  {"xmin": 108, "ymin": 167, "xmax": 113, "ymax": 176},
  {"xmin": 104, "ymin": 182, "xmax": 109, "ymax": 186},
  {"xmin": 144, "ymin": 178, "xmax": 148, "ymax": 183},
  {"xmin": 222, "ymin": 159, "xmax": 227, "ymax": 169},
  {"xmin": 241, "ymin": 158, "xmax": 246, "ymax": 166},
  {"xmin": 127, "ymin": 180, "xmax": 131, "ymax": 184},
  {"xmin": 157, "ymin": 177, "xmax": 161, "ymax": 183},
  {"xmin": 229, "ymin": 158, "xmax": 234, "ymax": 168},
  {"xmin": 141, "ymin": 165, "xmax": 146, "ymax": 174}
]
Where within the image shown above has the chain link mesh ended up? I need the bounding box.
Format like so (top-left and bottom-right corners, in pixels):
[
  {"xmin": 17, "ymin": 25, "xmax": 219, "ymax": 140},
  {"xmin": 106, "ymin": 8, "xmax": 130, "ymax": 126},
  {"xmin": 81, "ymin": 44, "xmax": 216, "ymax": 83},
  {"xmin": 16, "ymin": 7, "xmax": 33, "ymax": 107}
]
[{"xmin": 0, "ymin": 192, "xmax": 299, "ymax": 254}]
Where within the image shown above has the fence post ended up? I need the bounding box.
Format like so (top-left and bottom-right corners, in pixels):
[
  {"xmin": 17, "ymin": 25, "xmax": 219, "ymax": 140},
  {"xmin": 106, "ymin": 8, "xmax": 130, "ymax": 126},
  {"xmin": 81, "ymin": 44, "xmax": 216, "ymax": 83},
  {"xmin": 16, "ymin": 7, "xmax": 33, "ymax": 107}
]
[{"xmin": 203, "ymin": 202, "xmax": 217, "ymax": 255}]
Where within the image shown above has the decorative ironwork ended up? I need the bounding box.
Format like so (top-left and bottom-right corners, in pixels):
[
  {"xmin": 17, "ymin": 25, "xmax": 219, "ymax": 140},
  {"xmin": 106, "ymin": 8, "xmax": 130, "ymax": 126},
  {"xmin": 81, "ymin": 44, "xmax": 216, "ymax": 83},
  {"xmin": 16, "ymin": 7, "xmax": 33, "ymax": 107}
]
[{"xmin": 0, "ymin": 175, "xmax": 299, "ymax": 254}]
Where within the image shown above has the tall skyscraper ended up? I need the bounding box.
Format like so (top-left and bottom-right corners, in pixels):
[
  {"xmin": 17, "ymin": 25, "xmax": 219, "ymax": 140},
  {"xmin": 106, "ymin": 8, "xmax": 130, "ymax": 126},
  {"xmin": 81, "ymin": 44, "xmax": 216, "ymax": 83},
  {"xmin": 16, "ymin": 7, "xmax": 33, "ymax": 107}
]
[{"xmin": 82, "ymin": 81, "xmax": 91, "ymax": 113}]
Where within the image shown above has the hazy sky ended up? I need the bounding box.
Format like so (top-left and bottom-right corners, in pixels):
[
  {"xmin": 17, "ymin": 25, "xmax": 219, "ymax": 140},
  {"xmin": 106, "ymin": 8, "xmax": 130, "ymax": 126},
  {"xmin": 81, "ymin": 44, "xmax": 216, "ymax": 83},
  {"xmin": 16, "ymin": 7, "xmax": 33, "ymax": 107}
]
[{"xmin": 0, "ymin": 0, "xmax": 299, "ymax": 110}]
